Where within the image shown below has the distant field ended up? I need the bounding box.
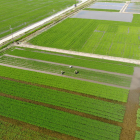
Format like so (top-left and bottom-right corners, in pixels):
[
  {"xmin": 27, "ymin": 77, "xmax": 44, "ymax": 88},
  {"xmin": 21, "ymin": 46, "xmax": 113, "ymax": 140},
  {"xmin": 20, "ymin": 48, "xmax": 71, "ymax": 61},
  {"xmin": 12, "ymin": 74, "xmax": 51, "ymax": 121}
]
[
  {"xmin": 29, "ymin": 15, "xmax": 140, "ymax": 59},
  {"xmin": 0, "ymin": 0, "xmax": 75, "ymax": 39}
]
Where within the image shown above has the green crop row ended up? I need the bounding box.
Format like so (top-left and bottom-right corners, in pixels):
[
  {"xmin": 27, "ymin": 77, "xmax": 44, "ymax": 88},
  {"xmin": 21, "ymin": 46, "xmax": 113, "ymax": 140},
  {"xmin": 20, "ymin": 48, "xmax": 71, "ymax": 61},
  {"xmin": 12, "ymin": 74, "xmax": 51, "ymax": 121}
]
[
  {"xmin": 136, "ymin": 109, "xmax": 140, "ymax": 127},
  {"xmin": 0, "ymin": 65, "xmax": 129, "ymax": 102},
  {"xmin": 7, "ymin": 47, "xmax": 136, "ymax": 75},
  {"xmin": 0, "ymin": 78, "xmax": 125, "ymax": 122},
  {"xmin": 135, "ymin": 131, "xmax": 140, "ymax": 140},
  {"xmin": 0, "ymin": 119, "xmax": 60, "ymax": 140},
  {"xmin": 0, "ymin": 96, "xmax": 122, "ymax": 140},
  {"xmin": 0, "ymin": 55, "xmax": 132, "ymax": 87},
  {"xmin": 84, "ymin": 8, "xmax": 120, "ymax": 12},
  {"xmin": 29, "ymin": 17, "xmax": 140, "ymax": 60}
]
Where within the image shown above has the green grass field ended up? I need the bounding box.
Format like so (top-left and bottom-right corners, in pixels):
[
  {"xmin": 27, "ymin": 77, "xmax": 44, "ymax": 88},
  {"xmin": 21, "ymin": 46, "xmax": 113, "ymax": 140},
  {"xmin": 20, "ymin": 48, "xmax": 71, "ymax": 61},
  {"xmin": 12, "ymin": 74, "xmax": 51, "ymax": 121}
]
[
  {"xmin": 0, "ymin": 0, "xmax": 75, "ymax": 39},
  {"xmin": 29, "ymin": 15, "xmax": 140, "ymax": 59}
]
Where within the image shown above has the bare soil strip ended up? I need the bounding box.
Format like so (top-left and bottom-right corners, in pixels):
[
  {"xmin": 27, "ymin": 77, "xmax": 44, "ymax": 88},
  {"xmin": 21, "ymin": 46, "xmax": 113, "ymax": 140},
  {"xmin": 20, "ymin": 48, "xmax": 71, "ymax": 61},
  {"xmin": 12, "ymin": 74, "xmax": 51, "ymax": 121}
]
[
  {"xmin": 4, "ymin": 54, "xmax": 132, "ymax": 78},
  {"xmin": 0, "ymin": 63, "xmax": 129, "ymax": 89},
  {"xmin": 0, "ymin": 92, "xmax": 123, "ymax": 128},
  {"xmin": 0, "ymin": 115, "xmax": 80, "ymax": 140},
  {"xmin": 0, "ymin": 76, "xmax": 126, "ymax": 105},
  {"xmin": 120, "ymin": 67, "xmax": 140, "ymax": 140}
]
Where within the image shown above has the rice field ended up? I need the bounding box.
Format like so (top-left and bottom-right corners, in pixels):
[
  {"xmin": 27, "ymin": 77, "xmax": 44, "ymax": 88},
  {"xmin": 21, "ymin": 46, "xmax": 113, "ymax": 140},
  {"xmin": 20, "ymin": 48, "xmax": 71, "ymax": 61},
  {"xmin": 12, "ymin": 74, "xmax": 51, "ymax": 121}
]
[
  {"xmin": 0, "ymin": 0, "xmax": 76, "ymax": 39},
  {"xmin": 1, "ymin": 1, "xmax": 140, "ymax": 140},
  {"xmin": 29, "ymin": 15, "xmax": 140, "ymax": 59}
]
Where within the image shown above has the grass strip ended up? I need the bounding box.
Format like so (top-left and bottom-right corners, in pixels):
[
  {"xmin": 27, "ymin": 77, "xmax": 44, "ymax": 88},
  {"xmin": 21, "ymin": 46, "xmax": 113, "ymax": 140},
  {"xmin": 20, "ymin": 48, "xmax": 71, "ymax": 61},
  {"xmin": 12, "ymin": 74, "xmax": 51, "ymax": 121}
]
[{"xmin": 84, "ymin": 8, "xmax": 120, "ymax": 12}]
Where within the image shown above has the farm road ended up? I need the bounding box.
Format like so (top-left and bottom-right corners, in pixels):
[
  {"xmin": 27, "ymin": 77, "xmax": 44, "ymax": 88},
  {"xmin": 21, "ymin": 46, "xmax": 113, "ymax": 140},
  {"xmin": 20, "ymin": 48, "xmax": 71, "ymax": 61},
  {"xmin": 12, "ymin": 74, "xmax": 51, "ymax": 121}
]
[
  {"xmin": 16, "ymin": 43, "xmax": 140, "ymax": 65},
  {"xmin": 120, "ymin": 67, "xmax": 140, "ymax": 140},
  {"xmin": 0, "ymin": 63, "xmax": 129, "ymax": 89},
  {"xmin": 4, "ymin": 54, "xmax": 132, "ymax": 78}
]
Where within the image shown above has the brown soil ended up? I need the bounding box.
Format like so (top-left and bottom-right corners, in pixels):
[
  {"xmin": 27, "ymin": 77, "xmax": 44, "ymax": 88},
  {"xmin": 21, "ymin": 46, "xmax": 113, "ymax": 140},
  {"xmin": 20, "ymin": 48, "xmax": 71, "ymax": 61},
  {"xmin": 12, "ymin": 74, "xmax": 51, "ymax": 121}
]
[
  {"xmin": 0, "ymin": 92, "xmax": 123, "ymax": 128},
  {"xmin": 0, "ymin": 76, "xmax": 126, "ymax": 105},
  {"xmin": 120, "ymin": 67, "xmax": 140, "ymax": 140}
]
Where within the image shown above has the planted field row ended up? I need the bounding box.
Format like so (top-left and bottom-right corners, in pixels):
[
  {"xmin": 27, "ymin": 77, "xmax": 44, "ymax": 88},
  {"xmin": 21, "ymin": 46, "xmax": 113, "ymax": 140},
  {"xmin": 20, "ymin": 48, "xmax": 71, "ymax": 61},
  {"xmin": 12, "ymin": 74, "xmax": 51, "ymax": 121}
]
[
  {"xmin": 0, "ymin": 55, "xmax": 132, "ymax": 87},
  {"xmin": 29, "ymin": 17, "xmax": 140, "ymax": 59},
  {"xmin": 7, "ymin": 47, "xmax": 136, "ymax": 75},
  {"xmin": 135, "ymin": 131, "xmax": 140, "ymax": 140},
  {"xmin": 0, "ymin": 65, "xmax": 129, "ymax": 102},
  {"xmin": 0, "ymin": 120, "xmax": 60, "ymax": 140},
  {"xmin": 0, "ymin": 96, "xmax": 122, "ymax": 140},
  {"xmin": 84, "ymin": 8, "xmax": 120, "ymax": 12},
  {"xmin": 0, "ymin": 78, "xmax": 125, "ymax": 122},
  {"xmin": 137, "ymin": 109, "xmax": 140, "ymax": 127}
]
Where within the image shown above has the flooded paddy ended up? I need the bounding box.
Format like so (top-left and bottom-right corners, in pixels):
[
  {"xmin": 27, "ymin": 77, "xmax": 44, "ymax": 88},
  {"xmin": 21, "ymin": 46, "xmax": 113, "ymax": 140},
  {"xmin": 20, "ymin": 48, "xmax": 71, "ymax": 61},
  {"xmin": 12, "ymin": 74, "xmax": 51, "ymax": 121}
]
[
  {"xmin": 71, "ymin": 10, "xmax": 133, "ymax": 22},
  {"xmin": 88, "ymin": 2, "xmax": 125, "ymax": 10}
]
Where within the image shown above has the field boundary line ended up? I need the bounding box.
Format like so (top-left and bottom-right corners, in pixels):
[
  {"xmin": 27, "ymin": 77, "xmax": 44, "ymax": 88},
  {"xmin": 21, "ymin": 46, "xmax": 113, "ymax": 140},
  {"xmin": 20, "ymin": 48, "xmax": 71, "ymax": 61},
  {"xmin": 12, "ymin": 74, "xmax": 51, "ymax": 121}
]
[
  {"xmin": 0, "ymin": 62, "xmax": 129, "ymax": 89},
  {"xmin": 0, "ymin": 76, "xmax": 126, "ymax": 105},
  {"xmin": 16, "ymin": 43, "xmax": 140, "ymax": 65},
  {"xmin": 4, "ymin": 54, "xmax": 132, "ymax": 77},
  {"xmin": 0, "ymin": 92, "xmax": 123, "ymax": 128}
]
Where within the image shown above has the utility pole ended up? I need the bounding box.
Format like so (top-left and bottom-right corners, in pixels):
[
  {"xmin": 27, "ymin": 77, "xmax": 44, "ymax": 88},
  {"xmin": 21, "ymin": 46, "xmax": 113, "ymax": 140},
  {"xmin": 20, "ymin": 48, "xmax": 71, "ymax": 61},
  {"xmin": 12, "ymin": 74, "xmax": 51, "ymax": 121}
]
[{"xmin": 10, "ymin": 25, "xmax": 14, "ymax": 43}]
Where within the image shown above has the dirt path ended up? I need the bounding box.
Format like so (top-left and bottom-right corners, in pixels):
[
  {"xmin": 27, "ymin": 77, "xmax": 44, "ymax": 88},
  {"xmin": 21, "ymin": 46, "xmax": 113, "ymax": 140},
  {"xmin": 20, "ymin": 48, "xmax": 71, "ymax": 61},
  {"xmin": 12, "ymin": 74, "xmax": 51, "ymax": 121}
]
[
  {"xmin": 120, "ymin": 67, "xmax": 140, "ymax": 140},
  {"xmin": 0, "ymin": 76, "xmax": 126, "ymax": 105},
  {"xmin": 0, "ymin": 92, "xmax": 123, "ymax": 128},
  {"xmin": 4, "ymin": 54, "xmax": 132, "ymax": 78},
  {"xmin": 0, "ymin": 63, "xmax": 129, "ymax": 89},
  {"xmin": 16, "ymin": 43, "xmax": 140, "ymax": 65}
]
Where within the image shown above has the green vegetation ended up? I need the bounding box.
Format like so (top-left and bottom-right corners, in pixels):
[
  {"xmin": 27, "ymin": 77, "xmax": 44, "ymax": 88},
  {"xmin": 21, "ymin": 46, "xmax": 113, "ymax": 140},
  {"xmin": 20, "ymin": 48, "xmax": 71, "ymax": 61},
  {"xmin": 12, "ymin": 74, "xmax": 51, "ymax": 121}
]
[
  {"xmin": 0, "ymin": 120, "xmax": 60, "ymax": 140},
  {"xmin": 29, "ymin": 16, "xmax": 140, "ymax": 59},
  {"xmin": 135, "ymin": 131, "xmax": 140, "ymax": 140},
  {"xmin": 0, "ymin": 65, "xmax": 129, "ymax": 102},
  {"xmin": 6, "ymin": 47, "xmax": 137, "ymax": 75},
  {"xmin": 84, "ymin": 8, "xmax": 120, "ymax": 12},
  {"xmin": 0, "ymin": 78, "xmax": 126, "ymax": 122},
  {"xmin": 136, "ymin": 109, "xmax": 140, "ymax": 127},
  {"xmin": 0, "ymin": 55, "xmax": 132, "ymax": 87},
  {"xmin": 0, "ymin": 96, "xmax": 122, "ymax": 140},
  {"xmin": 0, "ymin": 0, "xmax": 76, "ymax": 38}
]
